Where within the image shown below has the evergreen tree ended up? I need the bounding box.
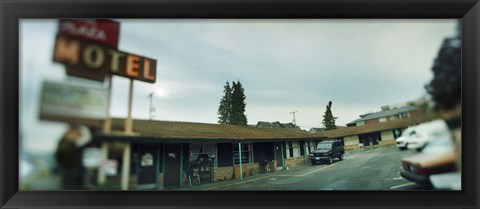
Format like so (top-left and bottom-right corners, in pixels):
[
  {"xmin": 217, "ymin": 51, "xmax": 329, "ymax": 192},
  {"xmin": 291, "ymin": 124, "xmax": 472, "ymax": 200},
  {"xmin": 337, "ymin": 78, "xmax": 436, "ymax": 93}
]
[
  {"xmin": 425, "ymin": 22, "xmax": 461, "ymax": 110},
  {"xmin": 322, "ymin": 101, "xmax": 337, "ymax": 130},
  {"xmin": 217, "ymin": 82, "xmax": 232, "ymax": 124},
  {"xmin": 230, "ymin": 81, "xmax": 248, "ymax": 126}
]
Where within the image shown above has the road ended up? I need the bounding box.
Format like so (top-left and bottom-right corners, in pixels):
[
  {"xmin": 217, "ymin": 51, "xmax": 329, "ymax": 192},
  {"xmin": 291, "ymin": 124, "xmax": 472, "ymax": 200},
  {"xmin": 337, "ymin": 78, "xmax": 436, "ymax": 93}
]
[{"xmin": 182, "ymin": 145, "xmax": 428, "ymax": 190}]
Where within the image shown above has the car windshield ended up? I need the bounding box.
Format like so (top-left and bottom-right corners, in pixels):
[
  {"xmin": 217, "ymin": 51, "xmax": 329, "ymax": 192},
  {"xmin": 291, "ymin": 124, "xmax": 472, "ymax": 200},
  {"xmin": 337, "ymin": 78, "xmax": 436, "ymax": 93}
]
[
  {"xmin": 317, "ymin": 143, "xmax": 332, "ymax": 149},
  {"xmin": 401, "ymin": 127, "xmax": 414, "ymax": 137}
]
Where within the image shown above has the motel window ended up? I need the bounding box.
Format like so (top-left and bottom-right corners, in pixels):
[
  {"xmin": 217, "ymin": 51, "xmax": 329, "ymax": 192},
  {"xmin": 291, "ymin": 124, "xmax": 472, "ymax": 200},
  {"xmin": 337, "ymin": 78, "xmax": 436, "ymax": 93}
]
[
  {"xmin": 190, "ymin": 143, "xmax": 217, "ymax": 168},
  {"xmin": 233, "ymin": 143, "xmax": 253, "ymax": 164},
  {"xmin": 393, "ymin": 129, "xmax": 402, "ymax": 139},
  {"xmin": 399, "ymin": 112, "xmax": 410, "ymax": 119},
  {"xmin": 305, "ymin": 141, "xmax": 316, "ymax": 155},
  {"xmin": 356, "ymin": 121, "xmax": 365, "ymax": 126},
  {"xmin": 286, "ymin": 141, "xmax": 300, "ymax": 158},
  {"xmin": 379, "ymin": 117, "xmax": 387, "ymax": 122}
]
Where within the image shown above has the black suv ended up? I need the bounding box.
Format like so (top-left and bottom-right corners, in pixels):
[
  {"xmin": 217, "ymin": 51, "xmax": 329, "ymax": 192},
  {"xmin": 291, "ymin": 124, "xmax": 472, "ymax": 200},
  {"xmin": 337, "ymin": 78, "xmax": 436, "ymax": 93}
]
[{"xmin": 310, "ymin": 140, "xmax": 345, "ymax": 165}]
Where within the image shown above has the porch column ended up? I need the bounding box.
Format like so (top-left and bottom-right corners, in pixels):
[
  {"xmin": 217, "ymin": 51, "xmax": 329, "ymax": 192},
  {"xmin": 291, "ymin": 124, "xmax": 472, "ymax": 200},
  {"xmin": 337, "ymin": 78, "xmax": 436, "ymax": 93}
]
[
  {"xmin": 179, "ymin": 144, "xmax": 183, "ymax": 187},
  {"xmin": 280, "ymin": 142, "xmax": 285, "ymax": 170},
  {"xmin": 238, "ymin": 143, "xmax": 243, "ymax": 181},
  {"xmin": 97, "ymin": 142, "xmax": 109, "ymax": 186},
  {"xmin": 303, "ymin": 142, "xmax": 307, "ymax": 164},
  {"xmin": 121, "ymin": 142, "xmax": 131, "ymax": 190},
  {"xmin": 136, "ymin": 144, "xmax": 141, "ymax": 189},
  {"xmin": 155, "ymin": 144, "xmax": 161, "ymax": 189}
]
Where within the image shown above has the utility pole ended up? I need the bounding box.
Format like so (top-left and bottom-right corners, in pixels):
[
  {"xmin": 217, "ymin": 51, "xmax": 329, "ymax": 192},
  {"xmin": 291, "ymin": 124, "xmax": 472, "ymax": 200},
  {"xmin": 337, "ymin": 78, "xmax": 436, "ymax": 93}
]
[
  {"xmin": 290, "ymin": 110, "xmax": 298, "ymax": 127},
  {"xmin": 148, "ymin": 92, "xmax": 155, "ymax": 120}
]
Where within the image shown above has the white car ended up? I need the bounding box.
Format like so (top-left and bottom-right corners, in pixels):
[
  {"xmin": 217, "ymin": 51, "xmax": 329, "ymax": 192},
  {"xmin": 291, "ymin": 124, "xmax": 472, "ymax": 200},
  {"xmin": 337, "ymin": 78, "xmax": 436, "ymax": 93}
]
[
  {"xmin": 397, "ymin": 120, "xmax": 451, "ymax": 151},
  {"xmin": 396, "ymin": 127, "xmax": 415, "ymax": 150}
]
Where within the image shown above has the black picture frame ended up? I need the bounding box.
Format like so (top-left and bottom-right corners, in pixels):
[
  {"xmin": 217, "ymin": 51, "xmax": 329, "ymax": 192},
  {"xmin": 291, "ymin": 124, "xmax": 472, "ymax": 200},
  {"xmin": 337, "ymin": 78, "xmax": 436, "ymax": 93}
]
[{"xmin": 1, "ymin": 0, "xmax": 479, "ymax": 208}]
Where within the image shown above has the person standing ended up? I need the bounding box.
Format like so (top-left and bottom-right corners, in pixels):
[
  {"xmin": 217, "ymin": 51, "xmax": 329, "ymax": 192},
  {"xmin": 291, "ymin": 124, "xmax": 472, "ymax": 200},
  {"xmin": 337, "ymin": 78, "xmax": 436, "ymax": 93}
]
[{"xmin": 55, "ymin": 124, "xmax": 91, "ymax": 190}]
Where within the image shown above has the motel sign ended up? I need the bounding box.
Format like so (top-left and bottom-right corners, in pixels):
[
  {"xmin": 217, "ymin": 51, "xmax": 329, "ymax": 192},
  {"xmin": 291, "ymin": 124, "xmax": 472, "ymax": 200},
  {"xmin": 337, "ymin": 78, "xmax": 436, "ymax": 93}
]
[
  {"xmin": 58, "ymin": 19, "xmax": 120, "ymax": 48},
  {"xmin": 53, "ymin": 34, "xmax": 157, "ymax": 83}
]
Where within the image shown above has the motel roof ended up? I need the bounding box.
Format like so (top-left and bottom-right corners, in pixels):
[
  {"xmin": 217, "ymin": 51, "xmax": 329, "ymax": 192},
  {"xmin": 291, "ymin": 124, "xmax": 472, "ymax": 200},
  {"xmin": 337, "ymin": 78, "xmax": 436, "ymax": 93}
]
[
  {"xmin": 97, "ymin": 118, "xmax": 325, "ymax": 143},
  {"xmin": 96, "ymin": 113, "xmax": 440, "ymax": 143}
]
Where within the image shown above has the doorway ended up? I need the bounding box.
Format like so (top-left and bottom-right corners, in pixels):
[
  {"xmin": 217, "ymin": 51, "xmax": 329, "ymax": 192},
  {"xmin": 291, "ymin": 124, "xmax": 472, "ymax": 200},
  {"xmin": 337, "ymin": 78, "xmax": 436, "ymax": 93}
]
[
  {"xmin": 137, "ymin": 144, "xmax": 159, "ymax": 190},
  {"xmin": 163, "ymin": 144, "xmax": 181, "ymax": 188},
  {"xmin": 274, "ymin": 142, "xmax": 283, "ymax": 169}
]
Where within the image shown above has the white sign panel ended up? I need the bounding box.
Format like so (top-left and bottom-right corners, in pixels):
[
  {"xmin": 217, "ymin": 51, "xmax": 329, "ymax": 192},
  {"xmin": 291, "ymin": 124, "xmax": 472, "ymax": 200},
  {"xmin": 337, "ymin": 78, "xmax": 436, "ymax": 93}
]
[
  {"xmin": 39, "ymin": 80, "xmax": 108, "ymax": 124},
  {"xmin": 82, "ymin": 148, "xmax": 101, "ymax": 168},
  {"xmin": 141, "ymin": 153, "xmax": 154, "ymax": 167},
  {"xmin": 102, "ymin": 160, "xmax": 118, "ymax": 176}
]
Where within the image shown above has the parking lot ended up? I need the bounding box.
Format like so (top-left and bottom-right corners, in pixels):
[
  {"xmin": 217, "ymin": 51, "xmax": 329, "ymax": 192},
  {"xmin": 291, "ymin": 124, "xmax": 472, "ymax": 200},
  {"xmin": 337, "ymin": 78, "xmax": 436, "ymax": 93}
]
[{"xmin": 175, "ymin": 146, "xmax": 427, "ymax": 190}]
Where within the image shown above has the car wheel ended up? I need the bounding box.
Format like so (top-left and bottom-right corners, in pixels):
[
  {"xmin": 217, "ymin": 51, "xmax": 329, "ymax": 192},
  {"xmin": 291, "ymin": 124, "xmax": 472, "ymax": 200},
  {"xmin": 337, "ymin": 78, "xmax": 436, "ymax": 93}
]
[
  {"xmin": 339, "ymin": 154, "xmax": 343, "ymax": 161},
  {"xmin": 328, "ymin": 156, "xmax": 333, "ymax": 164},
  {"xmin": 416, "ymin": 145, "xmax": 425, "ymax": 152}
]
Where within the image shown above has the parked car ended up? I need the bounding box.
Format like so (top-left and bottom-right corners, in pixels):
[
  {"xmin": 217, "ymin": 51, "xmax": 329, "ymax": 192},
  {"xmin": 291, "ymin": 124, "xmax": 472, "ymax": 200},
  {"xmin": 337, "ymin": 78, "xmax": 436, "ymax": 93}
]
[
  {"xmin": 398, "ymin": 120, "xmax": 451, "ymax": 151},
  {"xmin": 400, "ymin": 134, "xmax": 457, "ymax": 186},
  {"xmin": 429, "ymin": 171, "xmax": 461, "ymax": 190},
  {"xmin": 396, "ymin": 127, "xmax": 415, "ymax": 150},
  {"xmin": 310, "ymin": 140, "xmax": 344, "ymax": 165}
]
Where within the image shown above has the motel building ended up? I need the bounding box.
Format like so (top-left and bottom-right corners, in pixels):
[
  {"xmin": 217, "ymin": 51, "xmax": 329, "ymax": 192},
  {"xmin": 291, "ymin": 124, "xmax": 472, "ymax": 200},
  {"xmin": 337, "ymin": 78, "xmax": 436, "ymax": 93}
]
[
  {"xmin": 91, "ymin": 119, "xmax": 325, "ymax": 190},
  {"xmin": 87, "ymin": 111, "xmax": 439, "ymax": 190}
]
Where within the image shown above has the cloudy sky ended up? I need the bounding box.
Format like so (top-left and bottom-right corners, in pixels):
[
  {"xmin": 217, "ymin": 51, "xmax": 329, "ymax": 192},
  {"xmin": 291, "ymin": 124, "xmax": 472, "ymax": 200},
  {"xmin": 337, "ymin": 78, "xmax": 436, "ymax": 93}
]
[{"xmin": 20, "ymin": 19, "xmax": 457, "ymax": 154}]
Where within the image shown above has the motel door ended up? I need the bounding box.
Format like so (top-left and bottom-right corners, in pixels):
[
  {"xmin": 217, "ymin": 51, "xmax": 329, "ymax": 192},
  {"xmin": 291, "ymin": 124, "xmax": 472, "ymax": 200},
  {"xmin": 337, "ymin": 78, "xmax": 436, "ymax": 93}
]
[
  {"xmin": 137, "ymin": 144, "xmax": 159, "ymax": 190},
  {"xmin": 164, "ymin": 144, "xmax": 181, "ymax": 188},
  {"xmin": 372, "ymin": 135, "xmax": 379, "ymax": 145},
  {"xmin": 361, "ymin": 135, "xmax": 371, "ymax": 146},
  {"xmin": 274, "ymin": 142, "xmax": 283, "ymax": 168}
]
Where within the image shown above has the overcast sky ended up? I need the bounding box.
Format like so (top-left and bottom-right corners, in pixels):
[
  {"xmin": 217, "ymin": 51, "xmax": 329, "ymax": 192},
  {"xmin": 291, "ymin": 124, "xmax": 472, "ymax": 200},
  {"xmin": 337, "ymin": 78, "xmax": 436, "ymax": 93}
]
[{"xmin": 20, "ymin": 19, "xmax": 457, "ymax": 154}]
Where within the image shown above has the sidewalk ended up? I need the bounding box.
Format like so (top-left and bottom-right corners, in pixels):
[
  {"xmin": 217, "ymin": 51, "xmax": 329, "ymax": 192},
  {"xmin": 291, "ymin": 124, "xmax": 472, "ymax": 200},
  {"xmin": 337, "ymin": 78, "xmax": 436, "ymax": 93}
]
[{"xmin": 173, "ymin": 163, "xmax": 313, "ymax": 191}]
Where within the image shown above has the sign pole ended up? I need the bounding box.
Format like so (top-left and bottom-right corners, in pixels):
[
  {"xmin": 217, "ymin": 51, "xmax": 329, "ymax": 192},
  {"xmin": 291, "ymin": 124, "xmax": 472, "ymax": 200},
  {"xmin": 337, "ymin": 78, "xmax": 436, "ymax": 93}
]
[
  {"xmin": 98, "ymin": 75, "xmax": 113, "ymax": 187},
  {"xmin": 102, "ymin": 74, "xmax": 113, "ymax": 133},
  {"xmin": 126, "ymin": 79, "xmax": 134, "ymax": 133},
  {"xmin": 121, "ymin": 79, "xmax": 134, "ymax": 190}
]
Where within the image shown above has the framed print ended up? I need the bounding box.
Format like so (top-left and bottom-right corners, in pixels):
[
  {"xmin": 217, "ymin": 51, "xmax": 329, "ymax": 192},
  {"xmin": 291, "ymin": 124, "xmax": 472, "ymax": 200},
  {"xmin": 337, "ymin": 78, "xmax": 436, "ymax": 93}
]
[{"xmin": 1, "ymin": 0, "xmax": 479, "ymax": 208}]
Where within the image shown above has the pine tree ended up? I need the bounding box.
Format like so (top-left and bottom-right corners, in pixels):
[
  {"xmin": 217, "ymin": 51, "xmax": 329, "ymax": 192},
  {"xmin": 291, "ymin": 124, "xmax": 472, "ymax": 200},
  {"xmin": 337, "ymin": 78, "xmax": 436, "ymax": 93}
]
[
  {"xmin": 322, "ymin": 101, "xmax": 337, "ymax": 130},
  {"xmin": 230, "ymin": 81, "xmax": 248, "ymax": 126},
  {"xmin": 425, "ymin": 22, "xmax": 461, "ymax": 110},
  {"xmin": 217, "ymin": 82, "xmax": 232, "ymax": 124}
]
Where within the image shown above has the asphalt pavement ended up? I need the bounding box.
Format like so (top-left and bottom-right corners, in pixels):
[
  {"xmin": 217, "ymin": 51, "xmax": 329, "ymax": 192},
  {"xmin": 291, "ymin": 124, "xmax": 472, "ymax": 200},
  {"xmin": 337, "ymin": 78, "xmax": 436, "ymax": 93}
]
[{"xmin": 175, "ymin": 145, "xmax": 427, "ymax": 191}]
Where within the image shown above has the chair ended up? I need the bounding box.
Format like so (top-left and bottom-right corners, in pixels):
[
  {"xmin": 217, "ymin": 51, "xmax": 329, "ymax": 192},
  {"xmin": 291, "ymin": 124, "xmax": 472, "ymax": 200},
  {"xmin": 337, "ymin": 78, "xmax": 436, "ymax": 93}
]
[
  {"xmin": 259, "ymin": 159, "xmax": 271, "ymax": 173},
  {"xmin": 184, "ymin": 167, "xmax": 201, "ymax": 187}
]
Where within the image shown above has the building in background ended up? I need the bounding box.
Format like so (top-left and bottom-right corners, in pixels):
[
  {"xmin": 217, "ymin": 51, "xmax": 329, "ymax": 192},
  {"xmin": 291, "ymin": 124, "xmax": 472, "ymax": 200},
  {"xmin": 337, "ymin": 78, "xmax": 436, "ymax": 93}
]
[
  {"xmin": 309, "ymin": 128, "xmax": 325, "ymax": 133},
  {"xmin": 346, "ymin": 98, "xmax": 430, "ymax": 127},
  {"xmin": 255, "ymin": 121, "xmax": 298, "ymax": 129},
  {"xmin": 321, "ymin": 99, "xmax": 437, "ymax": 150}
]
